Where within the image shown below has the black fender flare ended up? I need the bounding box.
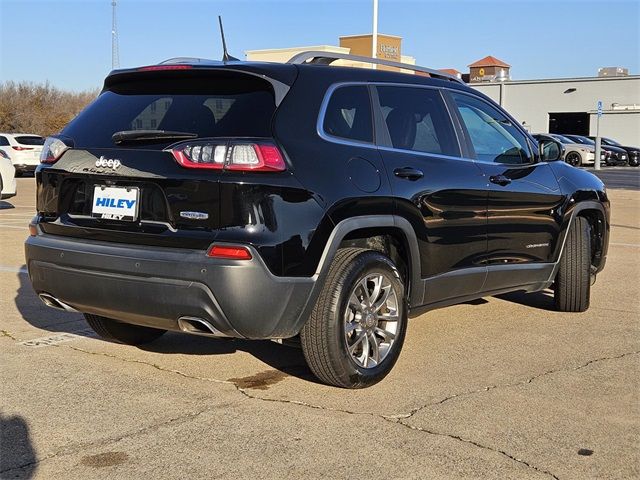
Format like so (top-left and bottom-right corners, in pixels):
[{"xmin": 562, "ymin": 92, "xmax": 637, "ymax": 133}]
[
  {"xmin": 548, "ymin": 200, "xmax": 608, "ymax": 282},
  {"xmin": 291, "ymin": 215, "xmax": 422, "ymax": 336}
]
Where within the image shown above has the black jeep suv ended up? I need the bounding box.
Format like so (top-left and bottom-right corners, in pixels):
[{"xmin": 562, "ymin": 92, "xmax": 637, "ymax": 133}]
[{"xmin": 25, "ymin": 53, "xmax": 610, "ymax": 388}]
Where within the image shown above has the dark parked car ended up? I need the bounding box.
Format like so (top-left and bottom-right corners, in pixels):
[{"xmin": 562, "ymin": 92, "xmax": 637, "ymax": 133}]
[
  {"xmin": 564, "ymin": 134, "xmax": 628, "ymax": 166},
  {"xmin": 588, "ymin": 136, "xmax": 639, "ymax": 167},
  {"xmin": 25, "ymin": 52, "xmax": 610, "ymax": 388}
]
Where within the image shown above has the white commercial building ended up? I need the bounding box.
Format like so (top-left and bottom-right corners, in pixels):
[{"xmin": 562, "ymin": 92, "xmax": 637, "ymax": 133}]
[{"xmin": 471, "ymin": 76, "xmax": 640, "ymax": 145}]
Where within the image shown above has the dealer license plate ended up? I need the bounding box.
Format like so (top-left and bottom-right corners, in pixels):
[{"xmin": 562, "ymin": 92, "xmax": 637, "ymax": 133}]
[{"xmin": 91, "ymin": 186, "xmax": 139, "ymax": 221}]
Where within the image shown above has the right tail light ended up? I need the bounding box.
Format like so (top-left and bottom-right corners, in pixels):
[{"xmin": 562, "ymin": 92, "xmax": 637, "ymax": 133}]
[{"xmin": 169, "ymin": 140, "xmax": 286, "ymax": 172}]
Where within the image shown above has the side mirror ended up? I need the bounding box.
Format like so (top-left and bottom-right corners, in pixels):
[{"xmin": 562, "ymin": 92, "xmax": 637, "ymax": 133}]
[{"xmin": 539, "ymin": 139, "xmax": 563, "ymax": 162}]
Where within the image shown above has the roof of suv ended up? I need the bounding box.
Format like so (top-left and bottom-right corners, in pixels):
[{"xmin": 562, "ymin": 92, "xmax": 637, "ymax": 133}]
[{"xmin": 106, "ymin": 58, "xmax": 472, "ymax": 93}]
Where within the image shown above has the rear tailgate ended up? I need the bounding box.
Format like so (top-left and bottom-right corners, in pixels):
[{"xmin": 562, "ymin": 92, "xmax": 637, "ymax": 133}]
[{"xmin": 36, "ymin": 65, "xmax": 298, "ymax": 250}]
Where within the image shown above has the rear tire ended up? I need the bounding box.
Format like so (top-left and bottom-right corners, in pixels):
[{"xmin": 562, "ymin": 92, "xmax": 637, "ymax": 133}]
[
  {"xmin": 300, "ymin": 248, "xmax": 407, "ymax": 388},
  {"xmin": 554, "ymin": 216, "xmax": 591, "ymax": 312},
  {"xmin": 84, "ymin": 313, "xmax": 166, "ymax": 345}
]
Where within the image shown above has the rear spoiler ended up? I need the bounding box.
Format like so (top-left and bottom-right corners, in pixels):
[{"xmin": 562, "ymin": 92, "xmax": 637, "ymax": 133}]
[{"xmin": 103, "ymin": 62, "xmax": 297, "ymax": 106}]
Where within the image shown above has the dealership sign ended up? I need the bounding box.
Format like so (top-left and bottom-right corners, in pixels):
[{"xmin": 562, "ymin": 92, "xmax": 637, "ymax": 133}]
[{"xmin": 378, "ymin": 43, "xmax": 399, "ymax": 60}]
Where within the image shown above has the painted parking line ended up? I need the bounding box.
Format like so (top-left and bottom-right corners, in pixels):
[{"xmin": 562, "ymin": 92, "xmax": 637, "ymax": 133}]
[
  {"xmin": 0, "ymin": 265, "xmax": 28, "ymax": 274},
  {"xmin": 610, "ymin": 242, "xmax": 640, "ymax": 248},
  {"xmin": 18, "ymin": 329, "xmax": 97, "ymax": 348},
  {"xmin": 0, "ymin": 225, "xmax": 29, "ymax": 230}
]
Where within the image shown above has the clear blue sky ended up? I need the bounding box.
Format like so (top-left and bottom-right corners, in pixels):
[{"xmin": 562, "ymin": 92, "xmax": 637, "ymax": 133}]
[{"xmin": 1, "ymin": 0, "xmax": 638, "ymax": 91}]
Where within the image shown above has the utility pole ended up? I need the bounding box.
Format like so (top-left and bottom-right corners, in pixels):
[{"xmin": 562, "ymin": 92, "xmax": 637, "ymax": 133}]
[
  {"xmin": 111, "ymin": 0, "xmax": 120, "ymax": 69},
  {"xmin": 371, "ymin": 0, "xmax": 378, "ymax": 69}
]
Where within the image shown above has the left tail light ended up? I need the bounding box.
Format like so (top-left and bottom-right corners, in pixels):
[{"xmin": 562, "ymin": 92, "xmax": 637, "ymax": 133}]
[
  {"xmin": 12, "ymin": 146, "xmax": 33, "ymax": 151},
  {"xmin": 40, "ymin": 136, "xmax": 73, "ymax": 164},
  {"xmin": 169, "ymin": 140, "xmax": 286, "ymax": 172}
]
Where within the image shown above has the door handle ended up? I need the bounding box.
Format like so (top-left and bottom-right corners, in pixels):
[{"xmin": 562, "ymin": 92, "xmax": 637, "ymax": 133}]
[
  {"xmin": 489, "ymin": 174, "xmax": 511, "ymax": 186},
  {"xmin": 394, "ymin": 167, "xmax": 424, "ymax": 180}
]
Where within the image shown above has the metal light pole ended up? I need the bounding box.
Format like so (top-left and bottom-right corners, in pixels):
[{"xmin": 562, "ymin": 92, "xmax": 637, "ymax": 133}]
[
  {"xmin": 372, "ymin": 0, "xmax": 378, "ymax": 69},
  {"xmin": 111, "ymin": 0, "xmax": 120, "ymax": 69}
]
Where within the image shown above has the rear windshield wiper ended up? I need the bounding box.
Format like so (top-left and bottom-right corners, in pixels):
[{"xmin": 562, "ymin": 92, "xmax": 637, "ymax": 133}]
[{"xmin": 112, "ymin": 130, "xmax": 198, "ymax": 144}]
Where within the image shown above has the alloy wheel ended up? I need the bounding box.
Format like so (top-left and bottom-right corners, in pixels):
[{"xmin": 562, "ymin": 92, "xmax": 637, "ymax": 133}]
[{"xmin": 344, "ymin": 272, "xmax": 400, "ymax": 369}]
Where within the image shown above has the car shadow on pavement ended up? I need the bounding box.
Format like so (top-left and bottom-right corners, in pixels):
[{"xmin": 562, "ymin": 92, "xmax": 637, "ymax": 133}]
[
  {"xmin": 14, "ymin": 267, "xmax": 317, "ymax": 383},
  {"xmin": 0, "ymin": 200, "xmax": 16, "ymax": 209},
  {"xmin": 0, "ymin": 412, "xmax": 37, "ymax": 479},
  {"xmin": 495, "ymin": 289, "xmax": 556, "ymax": 311},
  {"xmin": 14, "ymin": 267, "xmax": 87, "ymax": 336},
  {"xmin": 140, "ymin": 334, "xmax": 319, "ymax": 384}
]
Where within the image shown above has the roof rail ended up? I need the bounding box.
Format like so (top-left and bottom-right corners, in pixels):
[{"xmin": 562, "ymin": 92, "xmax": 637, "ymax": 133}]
[{"xmin": 287, "ymin": 51, "xmax": 464, "ymax": 84}]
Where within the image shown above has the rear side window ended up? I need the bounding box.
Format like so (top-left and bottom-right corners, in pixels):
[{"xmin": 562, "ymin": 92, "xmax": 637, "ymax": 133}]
[
  {"xmin": 15, "ymin": 136, "xmax": 44, "ymax": 146},
  {"xmin": 376, "ymin": 86, "xmax": 458, "ymax": 156},
  {"xmin": 62, "ymin": 73, "xmax": 276, "ymax": 149},
  {"xmin": 0, "ymin": 136, "xmax": 9, "ymax": 146},
  {"xmin": 451, "ymin": 92, "xmax": 532, "ymax": 164},
  {"xmin": 322, "ymin": 86, "xmax": 373, "ymax": 144}
]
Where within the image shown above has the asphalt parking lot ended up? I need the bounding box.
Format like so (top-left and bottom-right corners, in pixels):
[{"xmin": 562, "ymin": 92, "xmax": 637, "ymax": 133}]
[{"xmin": 1, "ymin": 173, "xmax": 639, "ymax": 480}]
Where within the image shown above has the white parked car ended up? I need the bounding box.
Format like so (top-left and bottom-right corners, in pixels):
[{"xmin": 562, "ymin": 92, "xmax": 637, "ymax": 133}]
[
  {"xmin": 0, "ymin": 150, "xmax": 17, "ymax": 199},
  {"xmin": 0, "ymin": 133, "xmax": 45, "ymax": 176}
]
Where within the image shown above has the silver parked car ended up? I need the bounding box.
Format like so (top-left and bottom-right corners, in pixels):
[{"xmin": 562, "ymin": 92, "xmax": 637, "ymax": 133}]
[{"xmin": 534, "ymin": 133, "xmax": 599, "ymax": 167}]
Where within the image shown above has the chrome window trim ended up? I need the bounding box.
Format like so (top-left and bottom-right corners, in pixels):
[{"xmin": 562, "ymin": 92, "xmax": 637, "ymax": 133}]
[
  {"xmin": 377, "ymin": 145, "xmax": 477, "ymax": 164},
  {"xmin": 317, "ymin": 81, "xmax": 470, "ymax": 163}
]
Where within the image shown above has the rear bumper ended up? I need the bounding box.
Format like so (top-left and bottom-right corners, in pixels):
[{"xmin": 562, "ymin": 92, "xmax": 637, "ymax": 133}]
[{"xmin": 25, "ymin": 232, "xmax": 314, "ymax": 339}]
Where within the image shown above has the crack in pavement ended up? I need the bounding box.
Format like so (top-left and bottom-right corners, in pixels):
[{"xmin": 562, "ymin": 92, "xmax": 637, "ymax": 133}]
[
  {"xmin": 58, "ymin": 343, "xmax": 562, "ymax": 478},
  {"xmin": 389, "ymin": 419, "xmax": 560, "ymax": 480},
  {"xmin": 390, "ymin": 350, "xmax": 640, "ymax": 421},
  {"xmin": 6, "ymin": 337, "xmax": 638, "ymax": 479},
  {"xmin": 1, "ymin": 329, "xmax": 17, "ymax": 340}
]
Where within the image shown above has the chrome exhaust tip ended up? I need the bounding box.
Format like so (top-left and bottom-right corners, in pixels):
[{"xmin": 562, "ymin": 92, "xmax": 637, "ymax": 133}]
[
  {"xmin": 177, "ymin": 316, "xmax": 229, "ymax": 338},
  {"xmin": 38, "ymin": 293, "xmax": 78, "ymax": 312}
]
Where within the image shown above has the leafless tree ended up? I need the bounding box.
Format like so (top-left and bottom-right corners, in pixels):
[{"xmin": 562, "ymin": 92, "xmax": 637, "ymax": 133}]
[{"xmin": 0, "ymin": 81, "xmax": 99, "ymax": 136}]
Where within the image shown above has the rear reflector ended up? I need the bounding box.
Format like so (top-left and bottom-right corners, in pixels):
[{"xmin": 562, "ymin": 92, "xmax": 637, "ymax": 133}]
[
  {"xmin": 12, "ymin": 146, "xmax": 33, "ymax": 151},
  {"xmin": 207, "ymin": 245, "xmax": 252, "ymax": 260},
  {"xmin": 170, "ymin": 140, "xmax": 286, "ymax": 172}
]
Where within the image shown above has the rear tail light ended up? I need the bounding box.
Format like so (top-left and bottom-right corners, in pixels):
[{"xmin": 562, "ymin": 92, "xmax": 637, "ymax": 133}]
[
  {"xmin": 40, "ymin": 137, "xmax": 73, "ymax": 164},
  {"xmin": 169, "ymin": 140, "xmax": 286, "ymax": 172},
  {"xmin": 207, "ymin": 244, "xmax": 252, "ymax": 260},
  {"xmin": 12, "ymin": 146, "xmax": 33, "ymax": 151}
]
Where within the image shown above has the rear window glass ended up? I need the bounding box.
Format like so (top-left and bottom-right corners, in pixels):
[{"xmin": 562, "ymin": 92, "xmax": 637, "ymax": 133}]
[
  {"xmin": 62, "ymin": 74, "xmax": 276, "ymax": 148},
  {"xmin": 15, "ymin": 136, "xmax": 44, "ymax": 146}
]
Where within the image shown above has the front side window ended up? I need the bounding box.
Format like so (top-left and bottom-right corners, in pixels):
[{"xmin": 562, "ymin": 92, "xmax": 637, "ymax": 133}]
[
  {"xmin": 452, "ymin": 92, "xmax": 532, "ymax": 164},
  {"xmin": 0, "ymin": 136, "xmax": 9, "ymax": 146},
  {"xmin": 322, "ymin": 86, "xmax": 373, "ymax": 144},
  {"xmin": 377, "ymin": 86, "xmax": 458, "ymax": 156}
]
